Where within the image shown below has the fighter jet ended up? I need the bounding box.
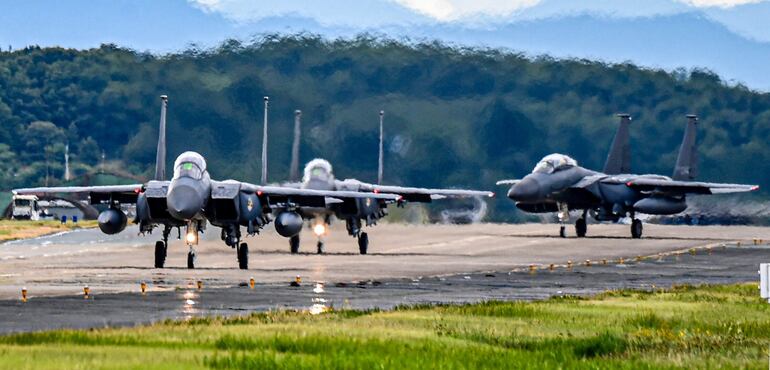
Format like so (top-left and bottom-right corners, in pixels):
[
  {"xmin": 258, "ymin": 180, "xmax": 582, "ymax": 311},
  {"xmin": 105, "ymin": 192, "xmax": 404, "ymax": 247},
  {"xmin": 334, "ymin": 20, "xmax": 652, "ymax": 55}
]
[
  {"xmin": 278, "ymin": 110, "xmax": 494, "ymax": 254},
  {"xmin": 497, "ymin": 114, "xmax": 759, "ymax": 238},
  {"xmin": 12, "ymin": 96, "xmax": 399, "ymax": 269}
]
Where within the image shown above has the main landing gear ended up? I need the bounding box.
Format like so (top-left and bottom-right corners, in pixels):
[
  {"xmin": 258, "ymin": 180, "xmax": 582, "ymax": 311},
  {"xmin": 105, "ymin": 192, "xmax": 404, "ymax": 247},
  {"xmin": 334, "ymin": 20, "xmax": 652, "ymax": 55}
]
[
  {"xmin": 358, "ymin": 232, "xmax": 369, "ymax": 255},
  {"xmin": 290, "ymin": 235, "xmax": 300, "ymax": 254},
  {"xmin": 287, "ymin": 235, "xmax": 325, "ymax": 254},
  {"xmin": 631, "ymin": 218, "xmax": 643, "ymax": 239},
  {"xmin": 347, "ymin": 218, "xmax": 369, "ymax": 255},
  {"xmin": 575, "ymin": 210, "xmax": 588, "ymax": 238},
  {"xmin": 222, "ymin": 224, "xmax": 248, "ymax": 270},
  {"xmin": 154, "ymin": 225, "xmax": 172, "ymax": 268},
  {"xmin": 237, "ymin": 243, "xmax": 249, "ymax": 270}
]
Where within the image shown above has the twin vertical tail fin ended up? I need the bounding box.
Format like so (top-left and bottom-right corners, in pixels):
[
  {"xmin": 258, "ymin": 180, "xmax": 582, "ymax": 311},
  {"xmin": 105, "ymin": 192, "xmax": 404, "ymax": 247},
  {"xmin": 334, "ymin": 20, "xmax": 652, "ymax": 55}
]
[
  {"xmin": 672, "ymin": 114, "xmax": 699, "ymax": 181},
  {"xmin": 154, "ymin": 95, "xmax": 168, "ymax": 181},
  {"xmin": 603, "ymin": 114, "xmax": 632, "ymax": 175},
  {"xmin": 377, "ymin": 110, "xmax": 384, "ymax": 185},
  {"xmin": 261, "ymin": 97, "xmax": 269, "ymax": 185},
  {"xmin": 289, "ymin": 110, "xmax": 302, "ymax": 182}
]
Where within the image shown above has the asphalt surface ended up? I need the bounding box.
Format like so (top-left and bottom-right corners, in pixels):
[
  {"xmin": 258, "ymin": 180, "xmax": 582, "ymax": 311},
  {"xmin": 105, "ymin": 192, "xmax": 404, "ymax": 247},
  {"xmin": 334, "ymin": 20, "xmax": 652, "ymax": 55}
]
[{"xmin": 0, "ymin": 223, "xmax": 768, "ymax": 333}]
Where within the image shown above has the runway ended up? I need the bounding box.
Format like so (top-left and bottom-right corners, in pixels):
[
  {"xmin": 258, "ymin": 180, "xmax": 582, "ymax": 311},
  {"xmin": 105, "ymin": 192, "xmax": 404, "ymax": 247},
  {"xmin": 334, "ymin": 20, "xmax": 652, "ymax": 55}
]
[{"xmin": 0, "ymin": 223, "xmax": 768, "ymax": 332}]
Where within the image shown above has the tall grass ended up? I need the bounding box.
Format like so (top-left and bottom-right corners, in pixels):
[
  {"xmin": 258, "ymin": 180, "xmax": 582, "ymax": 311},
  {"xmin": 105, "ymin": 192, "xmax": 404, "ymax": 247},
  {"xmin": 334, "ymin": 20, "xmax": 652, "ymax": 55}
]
[{"xmin": 0, "ymin": 284, "xmax": 768, "ymax": 369}]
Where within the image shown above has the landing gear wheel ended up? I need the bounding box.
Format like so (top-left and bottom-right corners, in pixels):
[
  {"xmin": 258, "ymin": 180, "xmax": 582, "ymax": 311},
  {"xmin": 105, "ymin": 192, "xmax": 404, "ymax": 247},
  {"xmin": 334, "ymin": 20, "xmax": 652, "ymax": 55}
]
[
  {"xmin": 187, "ymin": 251, "xmax": 196, "ymax": 269},
  {"xmin": 631, "ymin": 219, "xmax": 643, "ymax": 239},
  {"xmin": 559, "ymin": 226, "xmax": 567, "ymax": 238},
  {"xmin": 237, "ymin": 243, "xmax": 249, "ymax": 270},
  {"xmin": 575, "ymin": 218, "xmax": 587, "ymax": 238},
  {"xmin": 154, "ymin": 241, "xmax": 167, "ymax": 268},
  {"xmin": 358, "ymin": 232, "xmax": 369, "ymax": 255},
  {"xmin": 290, "ymin": 235, "xmax": 300, "ymax": 254},
  {"xmin": 316, "ymin": 241, "xmax": 325, "ymax": 254}
]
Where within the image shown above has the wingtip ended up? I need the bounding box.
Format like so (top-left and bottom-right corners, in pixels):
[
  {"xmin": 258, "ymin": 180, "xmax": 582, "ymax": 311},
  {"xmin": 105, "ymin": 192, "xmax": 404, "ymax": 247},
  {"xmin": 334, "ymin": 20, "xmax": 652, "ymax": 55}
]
[{"xmin": 751, "ymin": 185, "xmax": 760, "ymax": 191}]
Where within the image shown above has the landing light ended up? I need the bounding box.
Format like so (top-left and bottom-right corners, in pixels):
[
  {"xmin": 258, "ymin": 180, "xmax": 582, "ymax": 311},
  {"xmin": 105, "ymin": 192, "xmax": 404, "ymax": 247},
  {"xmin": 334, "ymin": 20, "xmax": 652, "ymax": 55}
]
[
  {"xmin": 186, "ymin": 231, "xmax": 198, "ymax": 244},
  {"xmin": 313, "ymin": 223, "xmax": 327, "ymax": 237}
]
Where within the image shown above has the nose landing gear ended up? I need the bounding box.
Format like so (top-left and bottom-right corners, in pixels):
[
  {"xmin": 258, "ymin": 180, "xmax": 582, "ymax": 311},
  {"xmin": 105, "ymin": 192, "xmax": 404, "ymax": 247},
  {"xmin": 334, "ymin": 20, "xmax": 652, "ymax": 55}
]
[{"xmin": 187, "ymin": 247, "xmax": 196, "ymax": 269}]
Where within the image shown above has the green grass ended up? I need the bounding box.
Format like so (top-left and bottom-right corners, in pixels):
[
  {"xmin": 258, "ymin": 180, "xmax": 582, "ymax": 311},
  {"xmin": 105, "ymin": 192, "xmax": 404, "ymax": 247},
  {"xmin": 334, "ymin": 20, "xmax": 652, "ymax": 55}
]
[{"xmin": 1, "ymin": 284, "xmax": 769, "ymax": 369}]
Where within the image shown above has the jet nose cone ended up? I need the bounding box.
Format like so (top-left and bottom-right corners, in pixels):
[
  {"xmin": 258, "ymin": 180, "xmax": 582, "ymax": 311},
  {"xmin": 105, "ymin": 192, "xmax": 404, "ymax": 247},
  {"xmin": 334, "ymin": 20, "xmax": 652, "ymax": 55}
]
[
  {"xmin": 167, "ymin": 182, "xmax": 204, "ymax": 220},
  {"xmin": 508, "ymin": 178, "xmax": 541, "ymax": 201}
]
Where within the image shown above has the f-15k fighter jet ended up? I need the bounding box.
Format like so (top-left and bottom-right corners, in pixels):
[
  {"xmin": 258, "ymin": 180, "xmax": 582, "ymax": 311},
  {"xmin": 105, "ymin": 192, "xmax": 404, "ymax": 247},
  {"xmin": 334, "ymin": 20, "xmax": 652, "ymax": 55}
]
[
  {"xmin": 277, "ymin": 110, "xmax": 495, "ymax": 255},
  {"xmin": 12, "ymin": 96, "xmax": 399, "ymax": 269},
  {"xmin": 497, "ymin": 114, "xmax": 758, "ymax": 238}
]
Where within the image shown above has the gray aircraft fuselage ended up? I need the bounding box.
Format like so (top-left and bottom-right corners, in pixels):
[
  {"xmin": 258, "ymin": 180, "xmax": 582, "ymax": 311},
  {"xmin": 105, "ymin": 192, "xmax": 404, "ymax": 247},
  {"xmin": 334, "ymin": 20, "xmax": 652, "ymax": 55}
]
[
  {"xmin": 166, "ymin": 151, "xmax": 211, "ymax": 221},
  {"xmin": 507, "ymin": 158, "xmax": 681, "ymax": 220}
]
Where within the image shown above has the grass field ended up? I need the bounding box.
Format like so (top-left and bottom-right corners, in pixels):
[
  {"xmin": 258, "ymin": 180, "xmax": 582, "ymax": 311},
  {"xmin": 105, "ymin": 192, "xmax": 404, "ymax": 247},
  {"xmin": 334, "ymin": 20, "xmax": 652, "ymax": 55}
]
[
  {"xmin": 0, "ymin": 220, "xmax": 98, "ymax": 242},
  {"xmin": 0, "ymin": 284, "xmax": 768, "ymax": 369}
]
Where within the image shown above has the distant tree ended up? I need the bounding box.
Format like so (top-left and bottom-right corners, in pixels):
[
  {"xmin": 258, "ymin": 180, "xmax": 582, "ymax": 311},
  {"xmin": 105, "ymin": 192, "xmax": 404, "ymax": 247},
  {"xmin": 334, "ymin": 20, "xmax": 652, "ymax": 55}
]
[
  {"xmin": 0, "ymin": 144, "xmax": 18, "ymax": 189},
  {"xmin": 78, "ymin": 137, "xmax": 101, "ymax": 167}
]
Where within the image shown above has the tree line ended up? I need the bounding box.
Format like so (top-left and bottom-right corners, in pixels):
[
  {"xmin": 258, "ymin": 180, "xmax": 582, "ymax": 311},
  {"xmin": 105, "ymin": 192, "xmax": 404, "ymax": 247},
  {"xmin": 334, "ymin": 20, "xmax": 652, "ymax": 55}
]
[{"xmin": 0, "ymin": 35, "xmax": 767, "ymax": 221}]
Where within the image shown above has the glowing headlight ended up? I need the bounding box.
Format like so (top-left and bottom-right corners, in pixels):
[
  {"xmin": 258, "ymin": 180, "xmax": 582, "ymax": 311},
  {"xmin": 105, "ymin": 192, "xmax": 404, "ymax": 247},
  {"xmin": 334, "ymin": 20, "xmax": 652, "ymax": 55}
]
[
  {"xmin": 186, "ymin": 232, "xmax": 198, "ymax": 244},
  {"xmin": 313, "ymin": 223, "xmax": 326, "ymax": 236}
]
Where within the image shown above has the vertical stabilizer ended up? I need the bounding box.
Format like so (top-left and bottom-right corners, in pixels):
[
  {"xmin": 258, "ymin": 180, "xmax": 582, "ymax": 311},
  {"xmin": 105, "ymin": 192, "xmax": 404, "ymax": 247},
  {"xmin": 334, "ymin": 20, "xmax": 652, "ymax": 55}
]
[
  {"xmin": 603, "ymin": 114, "xmax": 632, "ymax": 175},
  {"xmin": 261, "ymin": 96, "xmax": 269, "ymax": 185},
  {"xmin": 672, "ymin": 114, "xmax": 699, "ymax": 181},
  {"xmin": 378, "ymin": 110, "xmax": 384, "ymax": 184},
  {"xmin": 154, "ymin": 95, "xmax": 168, "ymax": 181},
  {"xmin": 289, "ymin": 110, "xmax": 302, "ymax": 182}
]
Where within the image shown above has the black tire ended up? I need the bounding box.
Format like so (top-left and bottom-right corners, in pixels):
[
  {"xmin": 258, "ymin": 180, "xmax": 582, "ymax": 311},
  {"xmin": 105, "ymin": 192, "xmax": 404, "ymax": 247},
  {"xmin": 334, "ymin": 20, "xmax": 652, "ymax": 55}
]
[
  {"xmin": 238, "ymin": 243, "xmax": 248, "ymax": 270},
  {"xmin": 631, "ymin": 219, "xmax": 643, "ymax": 239},
  {"xmin": 187, "ymin": 251, "xmax": 195, "ymax": 269},
  {"xmin": 290, "ymin": 235, "xmax": 300, "ymax": 254},
  {"xmin": 575, "ymin": 218, "xmax": 587, "ymax": 238},
  {"xmin": 154, "ymin": 241, "xmax": 166, "ymax": 268},
  {"xmin": 559, "ymin": 226, "xmax": 567, "ymax": 238},
  {"xmin": 358, "ymin": 232, "xmax": 369, "ymax": 255},
  {"xmin": 316, "ymin": 241, "xmax": 325, "ymax": 254}
]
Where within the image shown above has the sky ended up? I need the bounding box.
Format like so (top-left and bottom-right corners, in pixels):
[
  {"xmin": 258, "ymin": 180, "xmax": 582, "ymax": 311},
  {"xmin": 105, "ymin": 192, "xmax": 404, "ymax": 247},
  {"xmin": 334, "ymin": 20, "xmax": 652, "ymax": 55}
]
[{"xmin": 1, "ymin": 0, "xmax": 770, "ymax": 89}]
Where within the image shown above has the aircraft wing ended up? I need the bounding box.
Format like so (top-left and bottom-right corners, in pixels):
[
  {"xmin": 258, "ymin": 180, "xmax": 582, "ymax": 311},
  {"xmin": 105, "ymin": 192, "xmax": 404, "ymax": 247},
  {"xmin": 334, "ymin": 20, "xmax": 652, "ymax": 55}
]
[
  {"xmin": 495, "ymin": 179, "xmax": 521, "ymax": 186},
  {"xmin": 351, "ymin": 183, "xmax": 494, "ymax": 203},
  {"xmin": 12, "ymin": 184, "xmax": 145, "ymax": 204},
  {"xmin": 625, "ymin": 179, "xmax": 759, "ymax": 195},
  {"xmin": 239, "ymin": 183, "xmax": 401, "ymax": 207}
]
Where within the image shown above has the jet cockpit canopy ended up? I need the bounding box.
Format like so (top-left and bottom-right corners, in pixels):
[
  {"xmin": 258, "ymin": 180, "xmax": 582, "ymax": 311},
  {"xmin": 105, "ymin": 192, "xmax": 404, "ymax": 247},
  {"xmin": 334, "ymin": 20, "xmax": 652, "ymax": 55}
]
[
  {"xmin": 532, "ymin": 154, "xmax": 578, "ymax": 174},
  {"xmin": 173, "ymin": 151, "xmax": 207, "ymax": 180},
  {"xmin": 303, "ymin": 158, "xmax": 334, "ymax": 184}
]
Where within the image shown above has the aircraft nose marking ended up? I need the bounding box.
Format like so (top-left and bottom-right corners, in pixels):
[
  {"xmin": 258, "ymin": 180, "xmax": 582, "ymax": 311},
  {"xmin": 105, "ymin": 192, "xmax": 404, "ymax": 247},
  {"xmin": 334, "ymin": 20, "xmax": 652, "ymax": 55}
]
[{"xmin": 508, "ymin": 178, "xmax": 541, "ymax": 201}]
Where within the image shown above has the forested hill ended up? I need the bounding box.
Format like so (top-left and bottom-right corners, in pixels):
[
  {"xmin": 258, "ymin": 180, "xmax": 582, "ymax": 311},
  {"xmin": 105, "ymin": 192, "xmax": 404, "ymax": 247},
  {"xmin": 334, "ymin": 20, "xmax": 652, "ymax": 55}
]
[{"xmin": 0, "ymin": 35, "xmax": 768, "ymax": 220}]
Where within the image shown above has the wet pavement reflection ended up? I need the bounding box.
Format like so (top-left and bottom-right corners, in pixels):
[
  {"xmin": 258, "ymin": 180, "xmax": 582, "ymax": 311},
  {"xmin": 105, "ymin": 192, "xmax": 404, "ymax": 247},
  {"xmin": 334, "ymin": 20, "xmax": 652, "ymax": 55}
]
[{"xmin": 0, "ymin": 244, "xmax": 766, "ymax": 333}]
